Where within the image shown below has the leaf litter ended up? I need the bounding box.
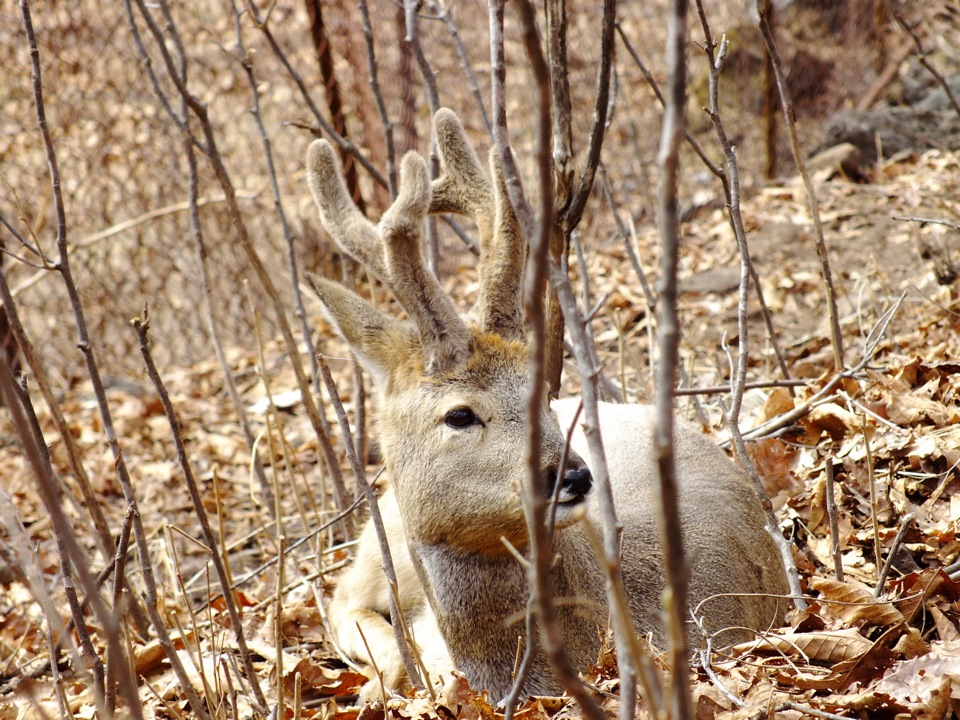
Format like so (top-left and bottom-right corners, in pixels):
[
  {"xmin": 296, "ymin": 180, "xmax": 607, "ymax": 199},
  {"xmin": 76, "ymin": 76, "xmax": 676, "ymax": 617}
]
[{"xmin": 3, "ymin": 92, "xmax": 960, "ymax": 720}]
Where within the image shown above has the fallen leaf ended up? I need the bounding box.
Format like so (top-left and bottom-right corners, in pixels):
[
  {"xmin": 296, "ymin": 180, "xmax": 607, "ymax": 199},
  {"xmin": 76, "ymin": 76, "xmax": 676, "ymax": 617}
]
[
  {"xmin": 876, "ymin": 639, "xmax": 960, "ymax": 707},
  {"xmin": 736, "ymin": 627, "xmax": 873, "ymax": 662},
  {"xmin": 808, "ymin": 576, "xmax": 905, "ymax": 628}
]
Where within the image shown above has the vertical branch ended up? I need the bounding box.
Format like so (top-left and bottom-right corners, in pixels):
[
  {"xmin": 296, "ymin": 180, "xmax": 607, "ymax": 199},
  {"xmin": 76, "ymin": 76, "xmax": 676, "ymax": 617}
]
[
  {"xmin": 655, "ymin": 1, "xmax": 694, "ymax": 720},
  {"xmin": 619, "ymin": 21, "xmax": 791, "ymax": 380},
  {"xmin": 0, "ymin": 264, "xmax": 117, "ymax": 561},
  {"xmin": 0, "ymin": 355, "xmax": 144, "ymax": 720},
  {"xmin": 511, "ymin": 2, "xmax": 605, "ymax": 716},
  {"xmin": 244, "ymin": 0, "xmax": 389, "ymax": 190},
  {"xmin": 756, "ymin": 0, "xmax": 844, "ymax": 370},
  {"xmin": 316, "ymin": 355, "xmax": 424, "ymax": 689},
  {"xmin": 762, "ymin": 2, "xmax": 778, "ymax": 179},
  {"xmin": 358, "ymin": 0, "xmax": 397, "ymax": 197},
  {"xmin": 186, "ymin": 122, "xmax": 275, "ymax": 515},
  {"xmin": 543, "ymin": 0, "xmax": 617, "ymax": 396},
  {"xmin": 4, "ymin": 371, "xmax": 103, "ymax": 702},
  {"xmin": 133, "ymin": 313, "xmax": 267, "ymax": 708},
  {"xmin": 428, "ymin": 0, "xmax": 494, "ymax": 141},
  {"xmin": 404, "ymin": 0, "xmax": 442, "ymax": 273},
  {"xmin": 23, "ymin": 2, "xmax": 212, "ymax": 714},
  {"xmin": 546, "ymin": 0, "xmax": 574, "ymax": 206},
  {"xmin": 543, "ymin": 0, "xmax": 573, "ymax": 398},
  {"xmin": 825, "ymin": 462, "xmax": 844, "ymax": 581},
  {"xmin": 563, "ymin": 0, "xmax": 617, "ymax": 230},
  {"xmin": 231, "ymin": 0, "xmax": 345, "ymax": 521},
  {"xmin": 488, "ymin": 0, "xmax": 536, "ymax": 242},
  {"xmin": 303, "ymin": 0, "xmax": 367, "ymax": 212},
  {"xmin": 126, "ymin": 0, "xmax": 352, "ymax": 525},
  {"xmin": 396, "ymin": 4, "xmax": 419, "ymax": 155},
  {"xmin": 694, "ymin": 0, "xmax": 803, "ymax": 606}
]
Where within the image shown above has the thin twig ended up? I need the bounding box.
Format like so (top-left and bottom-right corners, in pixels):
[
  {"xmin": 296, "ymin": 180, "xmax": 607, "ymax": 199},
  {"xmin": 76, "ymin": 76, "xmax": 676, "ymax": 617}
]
[
  {"xmin": 874, "ymin": 513, "xmax": 916, "ymax": 597},
  {"xmin": 655, "ymin": 1, "xmax": 695, "ymax": 718},
  {"xmin": 564, "ymin": 0, "xmax": 617, "ymax": 231},
  {"xmin": 893, "ymin": 215, "xmax": 960, "ymax": 231},
  {"xmin": 598, "ymin": 165, "xmax": 657, "ymax": 309},
  {"xmin": 134, "ymin": 311, "xmax": 267, "ymax": 709},
  {"xmin": 825, "ymin": 462, "xmax": 844, "ymax": 582},
  {"xmin": 756, "ymin": 0, "xmax": 844, "ymax": 370},
  {"xmin": 891, "ymin": 9, "xmax": 960, "ymax": 119},
  {"xmin": 316, "ymin": 354, "xmax": 424, "ymax": 689},
  {"xmin": 674, "ymin": 378, "xmax": 809, "ymax": 396},
  {"xmin": 488, "ymin": 0, "xmax": 535, "ymax": 243},
  {"xmin": 428, "ymin": 0, "xmax": 493, "ymax": 141},
  {"xmin": 862, "ymin": 418, "xmax": 883, "ymax": 582},
  {"xmin": 404, "ymin": 0, "xmax": 441, "ymax": 272},
  {"xmin": 358, "ymin": 0, "xmax": 397, "ymax": 197}
]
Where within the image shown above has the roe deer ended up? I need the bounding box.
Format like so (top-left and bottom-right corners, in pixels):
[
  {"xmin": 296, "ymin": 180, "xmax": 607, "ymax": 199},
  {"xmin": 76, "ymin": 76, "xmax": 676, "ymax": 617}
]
[{"xmin": 306, "ymin": 109, "xmax": 789, "ymax": 701}]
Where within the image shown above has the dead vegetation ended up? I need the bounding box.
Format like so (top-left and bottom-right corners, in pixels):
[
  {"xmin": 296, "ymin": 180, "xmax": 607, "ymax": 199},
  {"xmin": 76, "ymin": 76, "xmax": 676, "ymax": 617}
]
[{"xmin": 1, "ymin": 0, "xmax": 959, "ymax": 719}]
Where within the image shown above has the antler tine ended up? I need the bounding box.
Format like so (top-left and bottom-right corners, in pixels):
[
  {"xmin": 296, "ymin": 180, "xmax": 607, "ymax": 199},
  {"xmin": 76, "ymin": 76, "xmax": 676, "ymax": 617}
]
[
  {"xmin": 430, "ymin": 109, "xmax": 525, "ymax": 340},
  {"xmin": 381, "ymin": 151, "xmax": 471, "ymax": 374},
  {"xmin": 307, "ymin": 140, "xmax": 388, "ymax": 281},
  {"xmin": 431, "ymin": 109, "xmax": 495, "ymax": 240},
  {"xmin": 481, "ymin": 150, "xmax": 526, "ymax": 340}
]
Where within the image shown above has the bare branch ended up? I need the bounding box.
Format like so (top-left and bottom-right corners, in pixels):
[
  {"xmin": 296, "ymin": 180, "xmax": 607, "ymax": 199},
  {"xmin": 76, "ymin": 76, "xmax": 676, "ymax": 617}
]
[
  {"xmin": 825, "ymin": 461, "xmax": 844, "ymax": 581},
  {"xmin": 134, "ymin": 311, "xmax": 267, "ymax": 709},
  {"xmin": 245, "ymin": 0, "xmax": 390, "ymax": 190},
  {"xmin": 358, "ymin": 0, "xmax": 398, "ymax": 196},
  {"xmin": 316, "ymin": 354, "xmax": 424, "ymax": 689},
  {"xmin": 505, "ymin": 2, "xmax": 608, "ymax": 716},
  {"xmin": 655, "ymin": 0, "xmax": 694, "ymax": 718},
  {"xmin": 756, "ymin": 0, "xmax": 844, "ymax": 370},
  {"xmin": 488, "ymin": 0, "xmax": 536, "ymax": 243},
  {"xmin": 891, "ymin": 8, "xmax": 960, "ymax": 119},
  {"xmin": 564, "ymin": 0, "xmax": 617, "ymax": 229},
  {"xmin": 126, "ymin": 0, "xmax": 351, "ymax": 522},
  {"xmin": 404, "ymin": 0, "xmax": 442, "ymax": 271},
  {"xmin": 428, "ymin": 0, "xmax": 494, "ymax": 141}
]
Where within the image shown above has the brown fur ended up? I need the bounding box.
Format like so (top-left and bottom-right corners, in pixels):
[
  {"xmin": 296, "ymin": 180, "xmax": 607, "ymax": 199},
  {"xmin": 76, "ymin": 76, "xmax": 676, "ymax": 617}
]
[{"xmin": 308, "ymin": 110, "xmax": 789, "ymax": 702}]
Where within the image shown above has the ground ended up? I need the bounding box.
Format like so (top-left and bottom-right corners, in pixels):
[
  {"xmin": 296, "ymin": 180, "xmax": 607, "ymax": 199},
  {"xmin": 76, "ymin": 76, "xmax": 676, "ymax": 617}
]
[{"xmin": 1, "ymin": 1, "xmax": 959, "ymax": 719}]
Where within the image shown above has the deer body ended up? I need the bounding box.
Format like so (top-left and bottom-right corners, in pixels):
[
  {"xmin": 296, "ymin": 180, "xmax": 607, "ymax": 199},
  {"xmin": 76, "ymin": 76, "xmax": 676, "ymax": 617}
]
[{"xmin": 308, "ymin": 110, "xmax": 788, "ymax": 701}]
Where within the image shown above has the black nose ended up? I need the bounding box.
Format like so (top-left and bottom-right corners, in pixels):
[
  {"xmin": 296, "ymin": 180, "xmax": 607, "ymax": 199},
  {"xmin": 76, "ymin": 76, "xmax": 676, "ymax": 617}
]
[
  {"xmin": 563, "ymin": 466, "xmax": 592, "ymax": 499},
  {"xmin": 545, "ymin": 465, "xmax": 592, "ymax": 499}
]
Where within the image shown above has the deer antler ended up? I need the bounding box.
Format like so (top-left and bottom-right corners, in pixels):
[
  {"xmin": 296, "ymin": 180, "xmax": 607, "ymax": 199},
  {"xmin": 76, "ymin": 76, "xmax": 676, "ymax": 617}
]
[
  {"xmin": 307, "ymin": 140, "xmax": 389, "ymax": 282},
  {"xmin": 430, "ymin": 109, "xmax": 525, "ymax": 340},
  {"xmin": 307, "ymin": 140, "xmax": 470, "ymax": 374}
]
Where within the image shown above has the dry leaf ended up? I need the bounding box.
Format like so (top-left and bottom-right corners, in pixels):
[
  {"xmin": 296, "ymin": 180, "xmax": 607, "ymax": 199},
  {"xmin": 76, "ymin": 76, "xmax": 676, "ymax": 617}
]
[
  {"xmin": 284, "ymin": 658, "xmax": 368, "ymax": 699},
  {"xmin": 808, "ymin": 576, "xmax": 905, "ymax": 628},
  {"xmin": 876, "ymin": 640, "xmax": 960, "ymax": 709},
  {"xmin": 807, "ymin": 403, "xmax": 860, "ymax": 439},
  {"xmin": 736, "ymin": 627, "xmax": 873, "ymax": 662}
]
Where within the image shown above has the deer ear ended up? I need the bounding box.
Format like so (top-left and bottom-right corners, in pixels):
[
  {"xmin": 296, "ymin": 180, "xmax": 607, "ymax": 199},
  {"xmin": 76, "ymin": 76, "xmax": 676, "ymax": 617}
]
[{"xmin": 306, "ymin": 274, "xmax": 418, "ymax": 384}]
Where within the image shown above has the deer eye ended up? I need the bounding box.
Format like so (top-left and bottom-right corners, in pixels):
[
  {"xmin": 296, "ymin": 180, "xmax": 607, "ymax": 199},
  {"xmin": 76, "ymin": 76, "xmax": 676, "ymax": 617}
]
[{"xmin": 445, "ymin": 407, "xmax": 478, "ymax": 429}]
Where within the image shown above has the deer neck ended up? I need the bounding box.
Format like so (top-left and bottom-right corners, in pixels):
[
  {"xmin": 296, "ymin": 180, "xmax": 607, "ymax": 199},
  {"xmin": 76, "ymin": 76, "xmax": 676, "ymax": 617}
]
[{"xmin": 406, "ymin": 528, "xmax": 607, "ymax": 698}]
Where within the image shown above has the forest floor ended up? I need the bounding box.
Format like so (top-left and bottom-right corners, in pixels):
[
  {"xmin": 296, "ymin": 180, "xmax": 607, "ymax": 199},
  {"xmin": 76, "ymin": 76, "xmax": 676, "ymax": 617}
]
[{"xmin": 2, "ymin": 141, "xmax": 959, "ymax": 720}]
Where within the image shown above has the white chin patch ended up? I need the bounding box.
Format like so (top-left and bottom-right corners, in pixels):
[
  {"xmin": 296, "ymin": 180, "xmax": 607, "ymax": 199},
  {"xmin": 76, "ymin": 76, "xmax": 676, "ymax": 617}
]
[{"xmin": 553, "ymin": 501, "xmax": 587, "ymax": 527}]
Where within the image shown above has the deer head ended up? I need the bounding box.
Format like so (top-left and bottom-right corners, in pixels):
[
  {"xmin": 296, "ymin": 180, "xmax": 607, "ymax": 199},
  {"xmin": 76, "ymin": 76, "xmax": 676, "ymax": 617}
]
[{"xmin": 306, "ymin": 109, "xmax": 591, "ymax": 555}]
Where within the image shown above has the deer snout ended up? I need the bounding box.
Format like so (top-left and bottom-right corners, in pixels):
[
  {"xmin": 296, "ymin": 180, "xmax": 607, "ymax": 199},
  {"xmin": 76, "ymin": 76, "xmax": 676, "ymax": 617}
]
[{"xmin": 545, "ymin": 464, "xmax": 593, "ymax": 504}]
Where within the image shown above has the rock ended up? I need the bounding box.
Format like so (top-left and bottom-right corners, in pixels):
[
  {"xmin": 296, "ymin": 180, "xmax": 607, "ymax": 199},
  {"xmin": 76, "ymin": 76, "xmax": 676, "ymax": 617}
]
[{"xmin": 807, "ymin": 143, "xmax": 863, "ymax": 179}]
